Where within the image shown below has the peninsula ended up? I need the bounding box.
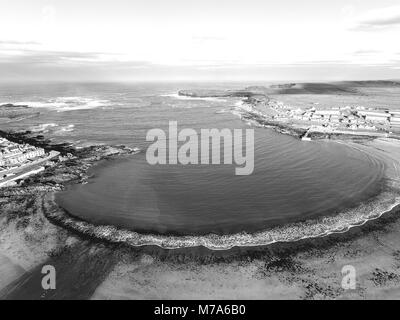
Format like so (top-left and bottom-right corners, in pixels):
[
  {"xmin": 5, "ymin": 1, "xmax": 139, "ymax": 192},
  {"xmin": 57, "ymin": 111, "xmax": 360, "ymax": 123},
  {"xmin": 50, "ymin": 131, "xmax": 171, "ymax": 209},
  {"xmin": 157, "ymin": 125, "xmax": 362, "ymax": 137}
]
[{"xmin": 179, "ymin": 81, "xmax": 400, "ymax": 140}]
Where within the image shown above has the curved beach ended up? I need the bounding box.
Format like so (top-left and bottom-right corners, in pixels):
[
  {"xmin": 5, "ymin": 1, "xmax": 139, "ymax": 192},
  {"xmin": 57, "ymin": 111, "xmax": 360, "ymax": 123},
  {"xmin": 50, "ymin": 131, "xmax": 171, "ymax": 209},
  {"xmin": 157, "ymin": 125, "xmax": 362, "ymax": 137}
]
[
  {"xmin": 2, "ymin": 81, "xmax": 400, "ymax": 299},
  {"xmin": 47, "ymin": 138, "xmax": 400, "ymax": 250}
]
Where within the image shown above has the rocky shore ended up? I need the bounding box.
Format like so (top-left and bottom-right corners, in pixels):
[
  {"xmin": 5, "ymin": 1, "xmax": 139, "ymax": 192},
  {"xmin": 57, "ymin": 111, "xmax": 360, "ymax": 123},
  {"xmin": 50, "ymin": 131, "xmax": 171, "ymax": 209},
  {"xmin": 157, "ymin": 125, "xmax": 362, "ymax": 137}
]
[
  {"xmin": 0, "ymin": 103, "xmax": 40, "ymax": 121},
  {"xmin": 0, "ymin": 130, "xmax": 138, "ymax": 292}
]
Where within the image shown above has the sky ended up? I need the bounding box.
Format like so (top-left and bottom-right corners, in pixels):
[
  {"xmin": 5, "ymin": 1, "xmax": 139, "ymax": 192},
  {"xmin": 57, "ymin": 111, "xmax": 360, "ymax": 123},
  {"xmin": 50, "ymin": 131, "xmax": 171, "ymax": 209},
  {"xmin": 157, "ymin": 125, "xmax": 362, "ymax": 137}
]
[{"xmin": 0, "ymin": 0, "xmax": 400, "ymax": 82}]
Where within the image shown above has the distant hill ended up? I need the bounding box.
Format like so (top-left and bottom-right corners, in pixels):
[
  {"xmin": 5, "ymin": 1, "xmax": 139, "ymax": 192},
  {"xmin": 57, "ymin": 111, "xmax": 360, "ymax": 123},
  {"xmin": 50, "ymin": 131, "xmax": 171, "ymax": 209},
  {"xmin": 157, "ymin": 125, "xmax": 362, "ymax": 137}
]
[
  {"xmin": 180, "ymin": 80, "xmax": 400, "ymax": 98},
  {"xmin": 336, "ymin": 80, "xmax": 400, "ymax": 87},
  {"xmin": 249, "ymin": 80, "xmax": 400, "ymax": 95},
  {"xmin": 272, "ymin": 82, "xmax": 357, "ymax": 94}
]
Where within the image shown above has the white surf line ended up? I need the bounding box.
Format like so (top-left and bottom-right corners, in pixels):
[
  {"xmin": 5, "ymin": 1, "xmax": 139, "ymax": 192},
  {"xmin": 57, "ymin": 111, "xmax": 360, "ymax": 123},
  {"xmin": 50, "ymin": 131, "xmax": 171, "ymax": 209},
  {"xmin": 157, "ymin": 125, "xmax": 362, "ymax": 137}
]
[
  {"xmin": 49, "ymin": 189, "xmax": 400, "ymax": 251},
  {"xmin": 46, "ymin": 136, "xmax": 400, "ymax": 251}
]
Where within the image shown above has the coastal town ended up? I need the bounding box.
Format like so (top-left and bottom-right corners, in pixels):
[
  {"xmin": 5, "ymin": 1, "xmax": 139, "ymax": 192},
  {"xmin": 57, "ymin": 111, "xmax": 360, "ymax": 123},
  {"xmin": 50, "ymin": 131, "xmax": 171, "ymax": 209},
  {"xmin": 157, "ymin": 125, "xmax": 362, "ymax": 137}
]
[
  {"xmin": 178, "ymin": 87, "xmax": 400, "ymax": 140},
  {"xmin": 259, "ymin": 99, "xmax": 400, "ymax": 139},
  {"xmin": 0, "ymin": 137, "xmax": 60, "ymax": 187}
]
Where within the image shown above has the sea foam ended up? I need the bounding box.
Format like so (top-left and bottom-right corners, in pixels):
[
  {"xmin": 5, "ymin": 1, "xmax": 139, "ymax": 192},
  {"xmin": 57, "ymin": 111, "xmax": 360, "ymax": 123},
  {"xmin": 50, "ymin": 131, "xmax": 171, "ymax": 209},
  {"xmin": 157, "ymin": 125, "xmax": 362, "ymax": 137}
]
[
  {"xmin": 15, "ymin": 97, "xmax": 110, "ymax": 112},
  {"xmin": 48, "ymin": 188, "xmax": 400, "ymax": 250}
]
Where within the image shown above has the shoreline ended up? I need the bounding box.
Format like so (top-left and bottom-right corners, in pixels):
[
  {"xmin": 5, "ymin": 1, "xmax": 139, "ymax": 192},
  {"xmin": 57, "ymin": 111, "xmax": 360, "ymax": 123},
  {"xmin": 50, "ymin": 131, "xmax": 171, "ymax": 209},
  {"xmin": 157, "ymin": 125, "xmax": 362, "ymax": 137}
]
[
  {"xmin": 44, "ymin": 135, "xmax": 400, "ymax": 250},
  {"xmin": 2, "ymin": 106, "xmax": 400, "ymax": 252},
  {"xmin": 47, "ymin": 191, "xmax": 400, "ymax": 251},
  {"xmin": 2, "ymin": 86, "xmax": 400, "ymax": 298},
  {"xmin": 39, "ymin": 90, "xmax": 400, "ymax": 250}
]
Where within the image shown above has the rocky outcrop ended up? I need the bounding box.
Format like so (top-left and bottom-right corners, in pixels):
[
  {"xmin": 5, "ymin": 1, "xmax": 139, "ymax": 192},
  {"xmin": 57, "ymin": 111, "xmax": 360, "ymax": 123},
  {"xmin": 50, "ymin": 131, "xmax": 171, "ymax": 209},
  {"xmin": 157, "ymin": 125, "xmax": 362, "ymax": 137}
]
[{"xmin": 0, "ymin": 103, "xmax": 39, "ymax": 120}]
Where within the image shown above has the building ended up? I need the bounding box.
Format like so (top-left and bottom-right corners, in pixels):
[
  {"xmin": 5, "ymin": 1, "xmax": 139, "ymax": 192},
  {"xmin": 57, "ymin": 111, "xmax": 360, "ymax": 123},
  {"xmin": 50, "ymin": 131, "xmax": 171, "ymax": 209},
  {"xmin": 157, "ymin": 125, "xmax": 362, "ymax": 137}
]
[{"xmin": 0, "ymin": 140, "xmax": 46, "ymax": 167}]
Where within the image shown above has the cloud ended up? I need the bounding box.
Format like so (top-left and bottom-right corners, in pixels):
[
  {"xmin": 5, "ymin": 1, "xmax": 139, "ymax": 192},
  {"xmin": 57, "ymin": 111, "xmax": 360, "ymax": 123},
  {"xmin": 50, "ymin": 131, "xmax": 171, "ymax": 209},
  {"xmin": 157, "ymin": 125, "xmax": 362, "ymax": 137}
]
[
  {"xmin": 351, "ymin": 5, "xmax": 400, "ymax": 30},
  {"xmin": 0, "ymin": 48, "xmax": 155, "ymax": 82},
  {"xmin": 191, "ymin": 36, "xmax": 226, "ymax": 41},
  {"xmin": 0, "ymin": 47, "xmax": 399, "ymax": 82},
  {"xmin": 341, "ymin": 5, "xmax": 355, "ymax": 17},
  {"xmin": 0, "ymin": 49, "xmax": 127, "ymax": 65},
  {"xmin": 0, "ymin": 40, "xmax": 41, "ymax": 46},
  {"xmin": 353, "ymin": 50, "xmax": 381, "ymax": 55},
  {"xmin": 41, "ymin": 5, "xmax": 56, "ymax": 27},
  {"xmin": 0, "ymin": 47, "xmax": 154, "ymax": 81}
]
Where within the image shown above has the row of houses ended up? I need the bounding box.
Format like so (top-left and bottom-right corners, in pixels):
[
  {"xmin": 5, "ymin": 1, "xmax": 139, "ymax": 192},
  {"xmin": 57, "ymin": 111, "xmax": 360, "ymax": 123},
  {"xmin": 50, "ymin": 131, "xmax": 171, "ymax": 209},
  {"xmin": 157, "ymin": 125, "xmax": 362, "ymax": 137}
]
[
  {"xmin": 0, "ymin": 137, "xmax": 46, "ymax": 170},
  {"xmin": 269, "ymin": 101, "xmax": 400, "ymax": 132}
]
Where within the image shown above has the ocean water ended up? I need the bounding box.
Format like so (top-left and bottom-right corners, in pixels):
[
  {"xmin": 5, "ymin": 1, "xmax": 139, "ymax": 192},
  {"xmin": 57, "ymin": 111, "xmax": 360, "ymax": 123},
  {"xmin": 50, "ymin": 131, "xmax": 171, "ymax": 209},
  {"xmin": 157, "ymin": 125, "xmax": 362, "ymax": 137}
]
[{"xmin": 0, "ymin": 82, "xmax": 387, "ymax": 236}]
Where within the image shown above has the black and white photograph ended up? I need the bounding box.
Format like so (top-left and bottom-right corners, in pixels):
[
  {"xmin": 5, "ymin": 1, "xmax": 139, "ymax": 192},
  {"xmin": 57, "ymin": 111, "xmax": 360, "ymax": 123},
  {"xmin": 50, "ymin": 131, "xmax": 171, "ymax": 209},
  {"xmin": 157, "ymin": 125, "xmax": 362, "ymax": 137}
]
[{"xmin": 1, "ymin": 0, "xmax": 400, "ymax": 305}]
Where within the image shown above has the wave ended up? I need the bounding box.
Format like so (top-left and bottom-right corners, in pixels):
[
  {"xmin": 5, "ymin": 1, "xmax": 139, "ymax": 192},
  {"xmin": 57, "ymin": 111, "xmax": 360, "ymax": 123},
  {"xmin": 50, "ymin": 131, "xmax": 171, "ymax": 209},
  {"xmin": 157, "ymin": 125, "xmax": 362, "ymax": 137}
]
[
  {"xmin": 58, "ymin": 124, "xmax": 75, "ymax": 133},
  {"xmin": 14, "ymin": 97, "xmax": 110, "ymax": 112},
  {"xmin": 215, "ymin": 109, "xmax": 229, "ymax": 114},
  {"xmin": 30, "ymin": 123, "xmax": 58, "ymax": 133},
  {"xmin": 30, "ymin": 123, "xmax": 75, "ymax": 134},
  {"xmin": 48, "ymin": 177, "xmax": 400, "ymax": 250},
  {"xmin": 215, "ymin": 101, "xmax": 263, "ymax": 120}
]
